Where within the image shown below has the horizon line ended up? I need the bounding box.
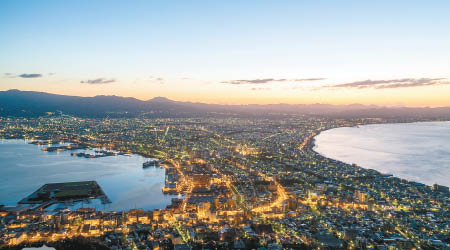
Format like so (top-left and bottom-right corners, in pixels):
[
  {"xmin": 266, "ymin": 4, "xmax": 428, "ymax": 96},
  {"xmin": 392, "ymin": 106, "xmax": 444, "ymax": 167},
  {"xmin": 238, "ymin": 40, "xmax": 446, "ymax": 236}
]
[{"xmin": 2, "ymin": 88, "xmax": 448, "ymax": 108}]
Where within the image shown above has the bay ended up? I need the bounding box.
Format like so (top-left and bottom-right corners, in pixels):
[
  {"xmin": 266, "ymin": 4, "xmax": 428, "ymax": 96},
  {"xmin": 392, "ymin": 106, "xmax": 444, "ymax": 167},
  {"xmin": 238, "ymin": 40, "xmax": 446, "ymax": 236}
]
[
  {"xmin": 314, "ymin": 121, "xmax": 450, "ymax": 187},
  {"xmin": 0, "ymin": 139, "xmax": 176, "ymax": 211}
]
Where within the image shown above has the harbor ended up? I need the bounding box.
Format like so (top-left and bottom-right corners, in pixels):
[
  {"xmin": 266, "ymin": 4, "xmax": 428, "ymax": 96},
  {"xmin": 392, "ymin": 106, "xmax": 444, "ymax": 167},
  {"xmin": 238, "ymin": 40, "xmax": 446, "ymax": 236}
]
[{"xmin": 0, "ymin": 139, "xmax": 177, "ymax": 212}]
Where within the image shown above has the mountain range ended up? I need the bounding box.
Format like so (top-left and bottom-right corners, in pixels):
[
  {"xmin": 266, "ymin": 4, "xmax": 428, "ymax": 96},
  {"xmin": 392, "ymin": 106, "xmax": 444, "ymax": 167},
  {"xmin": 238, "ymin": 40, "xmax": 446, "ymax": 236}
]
[{"xmin": 1, "ymin": 89, "xmax": 450, "ymax": 119}]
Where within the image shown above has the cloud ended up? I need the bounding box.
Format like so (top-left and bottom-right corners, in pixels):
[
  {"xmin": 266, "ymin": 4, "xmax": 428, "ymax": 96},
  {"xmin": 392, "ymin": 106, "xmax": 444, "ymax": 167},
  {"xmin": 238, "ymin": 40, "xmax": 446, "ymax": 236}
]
[
  {"xmin": 148, "ymin": 76, "xmax": 165, "ymax": 84},
  {"xmin": 222, "ymin": 78, "xmax": 325, "ymax": 85},
  {"xmin": 222, "ymin": 78, "xmax": 285, "ymax": 84},
  {"xmin": 152, "ymin": 77, "xmax": 165, "ymax": 84},
  {"xmin": 251, "ymin": 87, "xmax": 271, "ymax": 91},
  {"xmin": 80, "ymin": 78, "xmax": 116, "ymax": 84},
  {"xmin": 294, "ymin": 78, "xmax": 326, "ymax": 82},
  {"xmin": 19, "ymin": 73, "xmax": 42, "ymax": 78},
  {"xmin": 331, "ymin": 78, "xmax": 450, "ymax": 89}
]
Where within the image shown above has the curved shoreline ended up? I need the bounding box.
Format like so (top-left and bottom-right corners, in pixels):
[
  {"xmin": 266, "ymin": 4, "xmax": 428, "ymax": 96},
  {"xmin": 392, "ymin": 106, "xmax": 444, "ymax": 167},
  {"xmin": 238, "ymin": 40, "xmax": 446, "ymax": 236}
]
[{"xmin": 311, "ymin": 121, "xmax": 450, "ymax": 187}]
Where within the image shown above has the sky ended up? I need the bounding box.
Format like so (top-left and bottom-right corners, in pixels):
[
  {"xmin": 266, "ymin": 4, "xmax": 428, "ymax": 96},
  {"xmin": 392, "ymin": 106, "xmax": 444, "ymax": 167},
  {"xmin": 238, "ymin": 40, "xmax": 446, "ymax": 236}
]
[{"xmin": 1, "ymin": 0, "xmax": 450, "ymax": 106}]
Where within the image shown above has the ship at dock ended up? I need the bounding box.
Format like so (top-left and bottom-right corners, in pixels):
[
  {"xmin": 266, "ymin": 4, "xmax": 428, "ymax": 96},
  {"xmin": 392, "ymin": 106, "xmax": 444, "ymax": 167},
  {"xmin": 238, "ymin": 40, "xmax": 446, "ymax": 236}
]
[{"xmin": 143, "ymin": 159, "xmax": 160, "ymax": 168}]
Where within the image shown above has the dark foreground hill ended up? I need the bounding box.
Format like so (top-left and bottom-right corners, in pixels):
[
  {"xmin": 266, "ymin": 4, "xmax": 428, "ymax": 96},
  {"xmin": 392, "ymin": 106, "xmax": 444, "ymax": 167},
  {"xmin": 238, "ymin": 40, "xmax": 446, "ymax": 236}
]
[{"xmin": 1, "ymin": 89, "xmax": 450, "ymax": 119}]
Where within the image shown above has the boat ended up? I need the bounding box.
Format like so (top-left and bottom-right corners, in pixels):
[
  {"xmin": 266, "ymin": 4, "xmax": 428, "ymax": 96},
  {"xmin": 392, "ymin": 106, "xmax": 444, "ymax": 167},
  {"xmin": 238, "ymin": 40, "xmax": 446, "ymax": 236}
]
[{"xmin": 143, "ymin": 159, "xmax": 159, "ymax": 168}]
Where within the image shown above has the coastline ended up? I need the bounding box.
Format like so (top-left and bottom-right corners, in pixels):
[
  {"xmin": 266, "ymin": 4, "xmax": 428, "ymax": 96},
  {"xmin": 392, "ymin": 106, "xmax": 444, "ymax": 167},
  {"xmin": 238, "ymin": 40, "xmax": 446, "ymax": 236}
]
[{"xmin": 311, "ymin": 120, "xmax": 450, "ymax": 188}]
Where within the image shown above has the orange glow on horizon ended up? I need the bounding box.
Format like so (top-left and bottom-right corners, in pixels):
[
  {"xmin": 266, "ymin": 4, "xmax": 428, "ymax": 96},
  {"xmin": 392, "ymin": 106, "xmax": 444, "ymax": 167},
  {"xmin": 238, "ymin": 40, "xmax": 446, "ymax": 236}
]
[{"xmin": 2, "ymin": 78, "xmax": 450, "ymax": 107}]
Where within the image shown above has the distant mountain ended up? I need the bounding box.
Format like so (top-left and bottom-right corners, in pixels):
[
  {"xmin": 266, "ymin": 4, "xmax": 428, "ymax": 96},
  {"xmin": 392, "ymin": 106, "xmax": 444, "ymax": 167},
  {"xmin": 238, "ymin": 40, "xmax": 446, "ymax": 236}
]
[
  {"xmin": 0, "ymin": 89, "xmax": 148, "ymax": 117},
  {"xmin": 1, "ymin": 89, "xmax": 450, "ymax": 119}
]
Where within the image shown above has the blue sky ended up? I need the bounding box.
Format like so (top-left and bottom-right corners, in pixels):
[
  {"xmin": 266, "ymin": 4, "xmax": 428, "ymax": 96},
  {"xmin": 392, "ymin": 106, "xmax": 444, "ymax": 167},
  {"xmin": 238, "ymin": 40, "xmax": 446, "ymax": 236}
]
[{"xmin": 1, "ymin": 0, "xmax": 450, "ymax": 105}]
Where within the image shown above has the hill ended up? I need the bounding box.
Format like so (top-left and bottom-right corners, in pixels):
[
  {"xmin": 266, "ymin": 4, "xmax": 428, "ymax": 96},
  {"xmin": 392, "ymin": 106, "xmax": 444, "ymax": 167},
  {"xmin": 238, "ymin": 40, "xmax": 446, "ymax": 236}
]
[{"xmin": 1, "ymin": 89, "xmax": 450, "ymax": 119}]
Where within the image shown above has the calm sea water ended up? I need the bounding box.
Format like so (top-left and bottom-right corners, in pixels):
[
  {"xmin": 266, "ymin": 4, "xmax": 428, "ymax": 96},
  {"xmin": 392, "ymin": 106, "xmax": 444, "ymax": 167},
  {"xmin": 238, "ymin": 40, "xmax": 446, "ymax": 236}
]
[
  {"xmin": 0, "ymin": 139, "xmax": 177, "ymax": 211},
  {"xmin": 314, "ymin": 121, "xmax": 450, "ymax": 187}
]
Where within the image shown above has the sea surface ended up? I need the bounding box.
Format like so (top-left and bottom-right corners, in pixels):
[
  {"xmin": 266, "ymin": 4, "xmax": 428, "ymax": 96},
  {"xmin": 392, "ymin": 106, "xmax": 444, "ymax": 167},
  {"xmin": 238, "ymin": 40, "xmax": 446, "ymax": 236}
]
[
  {"xmin": 0, "ymin": 139, "xmax": 177, "ymax": 211},
  {"xmin": 314, "ymin": 121, "xmax": 450, "ymax": 187}
]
